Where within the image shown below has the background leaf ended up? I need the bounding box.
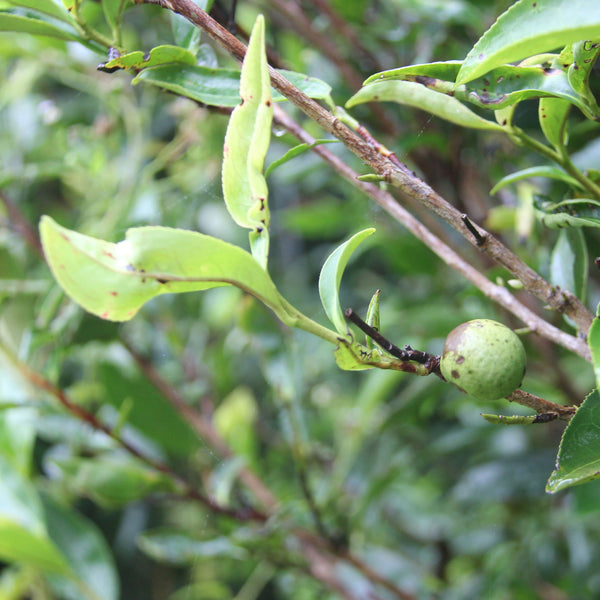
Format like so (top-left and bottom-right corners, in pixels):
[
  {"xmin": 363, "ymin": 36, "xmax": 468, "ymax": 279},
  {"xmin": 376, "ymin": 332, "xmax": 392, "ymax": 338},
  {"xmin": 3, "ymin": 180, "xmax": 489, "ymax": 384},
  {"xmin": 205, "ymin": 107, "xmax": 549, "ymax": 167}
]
[
  {"xmin": 550, "ymin": 228, "xmax": 588, "ymax": 301},
  {"xmin": 547, "ymin": 390, "xmax": 600, "ymax": 492},
  {"xmin": 318, "ymin": 228, "xmax": 375, "ymax": 335}
]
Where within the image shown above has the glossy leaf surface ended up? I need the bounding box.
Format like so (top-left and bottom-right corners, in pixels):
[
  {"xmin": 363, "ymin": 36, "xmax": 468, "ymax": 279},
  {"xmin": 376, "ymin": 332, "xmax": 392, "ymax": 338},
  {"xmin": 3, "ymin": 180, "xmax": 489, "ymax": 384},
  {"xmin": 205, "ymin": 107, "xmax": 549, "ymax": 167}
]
[
  {"xmin": 458, "ymin": 0, "xmax": 600, "ymax": 85},
  {"xmin": 490, "ymin": 166, "xmax": 582, "ymax": 194},
  {"xmin": 547, "ymin": 390, "xmax": 600, "ymax": 493},
  {"xmin": 222, "ymin": 16, "xmax": 272, "ymax": 268}
]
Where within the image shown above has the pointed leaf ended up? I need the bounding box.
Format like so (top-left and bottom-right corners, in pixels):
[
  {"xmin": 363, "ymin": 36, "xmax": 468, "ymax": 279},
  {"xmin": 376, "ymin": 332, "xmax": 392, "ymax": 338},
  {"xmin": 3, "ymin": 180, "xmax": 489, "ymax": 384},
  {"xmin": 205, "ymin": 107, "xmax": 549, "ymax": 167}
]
[
  {"xmin": 222, "ymin": 15, "xmax": 272, "ymax": 268},
  {"xmin": 43, "ymin": 495, "xmax": 119, "ymax": 600},
  {"xmin": 550, "ymin": 228, "xmax": 588, "ymax": 301},
  {"xmin": 5, "ymin": 0, "xmax": 72, "ymax": 23},
  {"xmin": 547, "ymin": 390, "xmax": 600, "ymax": 493},
  {"xmin": 457, "ymin": 0, "xmax": 600, "ymax": 85},
  {"xmin": 39, "ymin": 216, "xmax": 287, "ymax": 322},
  {"xmin": 347, "ymin": 81, "xmax": 504, "ymax": 131},
  {"xmin": 490, "ymin": 166, "xmax": 582, "ymax": 194},
  {"xmin": 318, "ymin": 228, "xmax": 375, "ymax": 335},
  {"xmin": 0, "ymin": 11, "xmax": 82, "ymax": 42},
  {"xmin": 98, "ymin": 45, "xmax": 197, "ymax": 72}
]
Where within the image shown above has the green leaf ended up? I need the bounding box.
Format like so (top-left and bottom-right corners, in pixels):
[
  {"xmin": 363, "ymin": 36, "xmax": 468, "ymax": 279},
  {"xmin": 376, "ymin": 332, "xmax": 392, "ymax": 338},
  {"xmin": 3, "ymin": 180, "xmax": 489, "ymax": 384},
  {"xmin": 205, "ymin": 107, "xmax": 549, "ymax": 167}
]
[
  {"xmin": 318, "ymin": 228, "xmax": 375, "ymax": 335},
  {"xmin": 550, "ymin": 228, "xmax": 588, "ymax": 301},
  {"xmin": 134, "ymin": 65, "xmax": 243, "ymax": 107},
  {"xmin": 43, "ymin": 495, "xmax": 119, "ymax": 600},
  {"xmin": 547, "ymin": 389, "xmax": 600, "ymax": 493},
  {"xmin": 39, "ymin": 216, "xmax": 288, "ymax": 322},
  {"xmin": 101, "ymin": 0, "xmax": 127, "ymax": 30},
  {"xmin": 0, "ymin": 455, "xmax": 70, "ymax": 575},
  {"xmin": 138, "ymin": 530, "xmax": 247, "ymax": 565},
  {"xmin": 363, "ymin": 60, "xmax": 462, "ymax": 85},
  {"xmin": 364, "ymin": 289, "xmax": 381, "ymax": 350},
  {"xmin": 98, "ymin": 45, "xmax": 197, "ymax": 72},
  {"xmin": 0, "ymin": 11, "xmax": 82, "ymax": 42},
  {"xmin": 459, "ymin": 64, "xmax": 598, "ymax": 120},
  {"xmin": 589, "ymin": 315, "xmax": 600, "ymax": 387},
  {"xmin": 133, "ymin": 64, "xmax": 331, "ymax": 107},
  {"xmin": 52, "ymin": 456, "xmax": 175, "ymax": 508},
  {"xmin": 568, "ymin": 40, "xmax": 600, "ymax": 113},
  {"xmin": 264, "ymin": 139, "xmax": 338, "ymax": 177},
  {"xmin": 457, "ymin": 0, "xmax": 600, "ymax": 85},
  {"xmin": 490, "ymin": 166, "xmax": 583, "ymax": 194},
  {"xmin": 539, "ymin": 97, "xmax": 571, "ymax": 149},
  {"xmin": 222, "ymin": 15, "xmax": 272, "ymax": 268},
  {"xmin": 346, "ymin": 81, "xmax": 504, "ymax": 131},
  {"xmin": 535, "ymin": 198, "xmax": 600, "ymax": 228},
  {"xmin": 5, "ymin": 0, "xmax": 71, "ymax": 22}
]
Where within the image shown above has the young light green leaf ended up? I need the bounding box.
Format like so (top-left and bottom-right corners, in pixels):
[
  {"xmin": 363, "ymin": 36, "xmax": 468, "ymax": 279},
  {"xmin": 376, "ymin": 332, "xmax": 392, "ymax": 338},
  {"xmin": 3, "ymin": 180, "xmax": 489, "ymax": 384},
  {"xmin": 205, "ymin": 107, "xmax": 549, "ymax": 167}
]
[
  {"xmin": 98, "ymin": 45, "xmax": 197, "ymax": 72},
  {"xmin": 490, "ymin": 166, "xmax": 582, "ymax": 194},
  {"xmin": 457, "ymin": 0, "xmax": 600, "ymax": 85},
  {"xmin": 550, "ymin": 228, "xmax": 588, "ymax": 301},
  {"xmin": 39, "ymin": 216, "xmax": 287, "ymax": 322},
  {"xmin": 535, "ymin": 198, "xmax": 600, "ymax": 228},
  {"xmin": 264, "ymin": 139, "xmax": 338, "ymax": 177},
  {"xmin": 52, "ymin": 456, "xmax": 175, "ymax": 508},
  {"xmin": 222, "ymin": 15, "xmax": 272, "ymax": 269},
  {"xmin": 547, "ymin": 389, "xmax": 600, "ymax": 493},
  {"xmin": 318, "ymin": 228, "xmax": 375, "ymax": 335},
  {"xmin": 133, "ymin": 65, "xmax": 331, "ymax": 107},
  {"xmin": 346, "ymin": 81, "xmax": 504, "ymax": 131},
  {"xmin": 539, "ymin": 97, "xmax": 571, "ymax": 149}
]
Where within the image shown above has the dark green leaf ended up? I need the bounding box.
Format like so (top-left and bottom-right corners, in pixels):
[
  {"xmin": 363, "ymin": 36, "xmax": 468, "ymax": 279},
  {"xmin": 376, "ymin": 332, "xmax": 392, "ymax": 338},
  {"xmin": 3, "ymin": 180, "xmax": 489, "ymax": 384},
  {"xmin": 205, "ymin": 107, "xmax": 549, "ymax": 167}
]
[
  {"xmin": 39, "ymin": 217, "xmax": 288, "ymax": 322},
  {"xmin": 547, "ymin": 390, "xmax": 600, "ymax": 493}
]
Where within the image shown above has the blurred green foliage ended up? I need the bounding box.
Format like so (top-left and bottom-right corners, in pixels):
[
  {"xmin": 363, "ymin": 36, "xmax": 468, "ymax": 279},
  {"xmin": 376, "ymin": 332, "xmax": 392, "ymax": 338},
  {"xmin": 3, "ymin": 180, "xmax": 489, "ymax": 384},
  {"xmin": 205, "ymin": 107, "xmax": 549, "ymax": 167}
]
[{"xmin": 1, "ymin": 1, "xmax": 600, "ymax": 599}]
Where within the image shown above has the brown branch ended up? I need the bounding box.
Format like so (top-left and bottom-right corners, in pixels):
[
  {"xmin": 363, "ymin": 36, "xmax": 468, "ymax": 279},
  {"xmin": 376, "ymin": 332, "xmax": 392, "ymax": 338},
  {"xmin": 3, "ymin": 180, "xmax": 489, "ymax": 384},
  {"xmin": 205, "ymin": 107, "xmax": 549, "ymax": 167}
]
[
  {"xmin": 9, "ymin": 352, "xmax": 265, "ymax": 521},
  {"xmin": 272, "ymin": 105, "xmax": 591, "ymax": 362},
  {"xmin": 133, "ymin": 0, "xmax": 594, "ymax": 338},
  {"xmin": 507, "ymin": 389, "xmax": 577, "ymax": 420}
]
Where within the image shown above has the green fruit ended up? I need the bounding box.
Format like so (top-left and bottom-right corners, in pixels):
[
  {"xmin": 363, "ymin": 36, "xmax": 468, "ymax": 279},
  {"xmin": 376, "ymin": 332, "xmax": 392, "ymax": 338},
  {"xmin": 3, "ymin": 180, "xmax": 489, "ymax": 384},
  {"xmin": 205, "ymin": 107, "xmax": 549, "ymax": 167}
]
[{"xmin": 440, "ymin": 319, "xmax": 526, "ymax": 401}]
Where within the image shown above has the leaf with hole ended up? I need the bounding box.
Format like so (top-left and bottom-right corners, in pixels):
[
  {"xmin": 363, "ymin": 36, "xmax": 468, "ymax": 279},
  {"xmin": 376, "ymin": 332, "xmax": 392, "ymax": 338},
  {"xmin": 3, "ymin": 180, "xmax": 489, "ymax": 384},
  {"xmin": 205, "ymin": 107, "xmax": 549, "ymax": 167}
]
[{"xmin": 347, "ymin": 81, "xmax": 503, "ymax": 131}]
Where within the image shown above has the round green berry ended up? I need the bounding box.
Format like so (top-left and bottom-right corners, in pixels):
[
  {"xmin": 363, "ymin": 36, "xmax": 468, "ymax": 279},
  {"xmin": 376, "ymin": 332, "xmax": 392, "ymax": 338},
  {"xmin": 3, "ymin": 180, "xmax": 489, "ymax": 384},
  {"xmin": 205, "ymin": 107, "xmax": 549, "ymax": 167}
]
[{"xmin": 440, "ymin": 319, "xmax": 526, "ymax": 401}]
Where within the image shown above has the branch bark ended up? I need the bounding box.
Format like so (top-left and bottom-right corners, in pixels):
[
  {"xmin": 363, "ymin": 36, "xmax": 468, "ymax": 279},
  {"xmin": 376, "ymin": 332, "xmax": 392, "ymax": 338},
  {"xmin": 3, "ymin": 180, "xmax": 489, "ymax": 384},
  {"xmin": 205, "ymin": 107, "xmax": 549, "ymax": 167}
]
[{"xmin": 134, "ymin": 0, "xmax": 594, "ymax": 340}]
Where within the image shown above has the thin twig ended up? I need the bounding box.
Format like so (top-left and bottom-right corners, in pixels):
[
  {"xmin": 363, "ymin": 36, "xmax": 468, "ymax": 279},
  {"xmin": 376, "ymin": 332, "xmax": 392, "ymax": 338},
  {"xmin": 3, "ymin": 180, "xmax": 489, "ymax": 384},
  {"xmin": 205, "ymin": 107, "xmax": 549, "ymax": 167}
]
[
  {"xmin": 134, "ymin": 0, "xmax": 594, "ymax": 337},
  {"xmin": 272, "ymin": 105, "xmax": 591, "ymax": 362}
]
